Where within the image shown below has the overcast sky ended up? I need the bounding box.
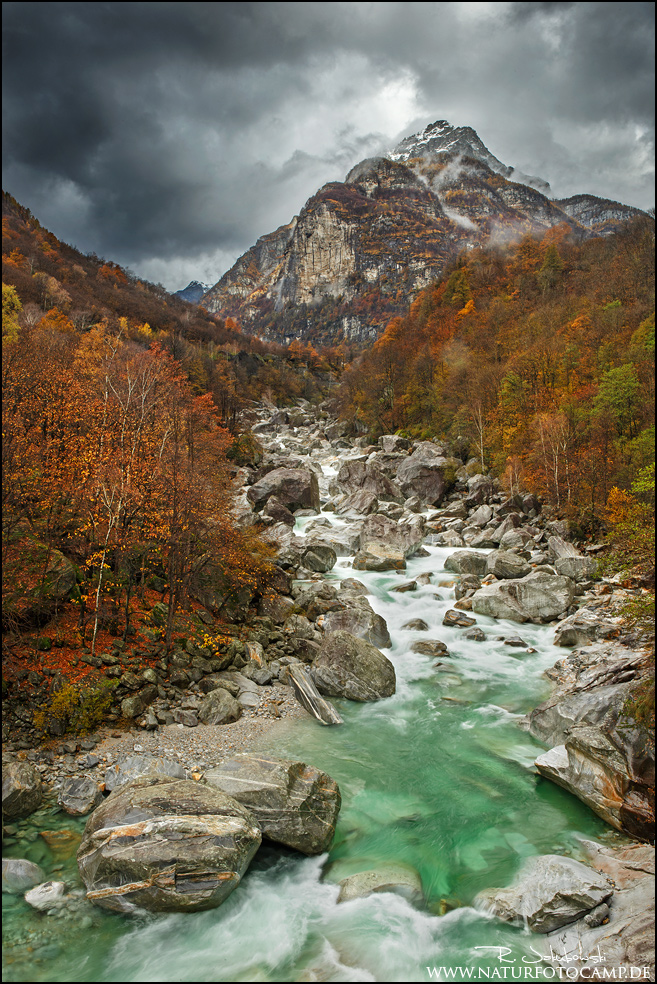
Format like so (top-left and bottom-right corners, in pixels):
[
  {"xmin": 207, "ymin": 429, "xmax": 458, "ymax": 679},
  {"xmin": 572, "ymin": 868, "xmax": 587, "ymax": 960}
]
[{"xmin": 3, "ymin": 1, "xmax": 654, "ymax": 291}]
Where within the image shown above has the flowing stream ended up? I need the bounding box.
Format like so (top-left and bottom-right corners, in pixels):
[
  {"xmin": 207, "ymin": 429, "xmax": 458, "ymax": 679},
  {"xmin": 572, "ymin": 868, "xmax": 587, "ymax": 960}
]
[{"xmin": 2, "ymin": 452, "xmax": 618, "ymax": 983}]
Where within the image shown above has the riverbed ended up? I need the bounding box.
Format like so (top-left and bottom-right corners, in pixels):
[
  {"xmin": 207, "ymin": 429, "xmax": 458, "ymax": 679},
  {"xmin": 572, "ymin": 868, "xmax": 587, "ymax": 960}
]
[{"xmin": 2, "ymin": 454, "xmax": 623, "ymax": 984}]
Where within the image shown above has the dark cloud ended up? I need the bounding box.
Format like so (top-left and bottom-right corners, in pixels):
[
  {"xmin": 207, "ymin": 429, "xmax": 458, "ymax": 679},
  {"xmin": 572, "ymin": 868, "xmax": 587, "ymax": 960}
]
[{"xmin": 2, "ymin": 2, "xmax": 654, "ymax": 290}]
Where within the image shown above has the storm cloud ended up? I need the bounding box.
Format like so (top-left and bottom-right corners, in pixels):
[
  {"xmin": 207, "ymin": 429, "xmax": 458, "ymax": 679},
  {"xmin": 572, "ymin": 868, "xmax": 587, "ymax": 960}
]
[{"xmin": 2, "ymin": 1, "xmax": 654, "ymax": 290}]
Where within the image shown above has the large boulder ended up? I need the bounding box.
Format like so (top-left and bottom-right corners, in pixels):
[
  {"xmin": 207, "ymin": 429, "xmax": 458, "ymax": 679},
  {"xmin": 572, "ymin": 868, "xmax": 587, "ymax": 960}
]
[
  {"xmin": 395, "ymin": 443, "xmax": 455, "ymax": 505},
  {"xmin": 471, "ymin": 571, "xmax": 575, "ymax": 623},
  {"xmin": 311, "ymin": 631, "xmax": 396, "ymax": 702},
  {"xmin": 476, "ymin": 854, "xmax": 613, "ymax": 933},
  {"xmin": 2, "ymin": 760, "xmax": 43, "ymax": 819},
  {"xmin": 334, "ymin": 490, "xmax": 379, "ymax": 516},
  {"xmin": 77, "ymin": 776, "xmax": 262, "ymax": 913},
  {"xmin": 554, "ymin": 556, "xmax": 599, "ymax": 582},
  {"xmin": 301, "ymin": 544, "xmax": 337, "ymax": 573},
  {"xmin": 198, "ymin": 688, "xmax": 242, "ymax": 726},
  {"xmin": 204, "ymin": 755, "xmax": 341, "ymax": 855},
  {"xmin": 247, "ymin": 467, "xmax": 320, "ymax": 512}
]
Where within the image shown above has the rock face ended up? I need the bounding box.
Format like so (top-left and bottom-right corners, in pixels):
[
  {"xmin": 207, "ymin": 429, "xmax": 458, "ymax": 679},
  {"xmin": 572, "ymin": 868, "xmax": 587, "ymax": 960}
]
[
  {"xmin": 2, "ymin": 760, "xmax": 43, "ymax": 819},
  {"xmin": 205, "ymin": 755, "xmax": 341, "ymax": 855},
  {"xmin": 77, "ymin": 776, "xmax": 262, "ymax": 913},
  {"xmin": 471, "ymin": 571, "xmax": 574, "ymax": 623},
  {"xmin": 311, "ymin": 630, "xmax": 396, "ymax": 701},
  {"xmin": 476, "ymin": 854, "xmax": 613, "ymax": 933},
  {"xmin": 247, "ymin": 467, "xmax": 320, "ymax": 512}
]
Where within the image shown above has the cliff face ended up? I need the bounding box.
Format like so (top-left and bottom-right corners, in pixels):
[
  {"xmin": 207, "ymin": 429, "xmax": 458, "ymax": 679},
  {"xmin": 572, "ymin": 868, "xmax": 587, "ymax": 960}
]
[{"xmin": 201, "ymin": 121, "xmax": 647, "ymax": 345}]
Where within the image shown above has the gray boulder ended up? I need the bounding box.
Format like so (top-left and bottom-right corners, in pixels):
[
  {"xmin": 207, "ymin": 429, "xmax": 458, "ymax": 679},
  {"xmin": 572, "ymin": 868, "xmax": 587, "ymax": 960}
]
[
  {"xmin": 378, "ymin": 435, "xmax": 411, "ymax": 452},
  {"xmin": 247, "ymin": 467, "xmax": 320, "ymax": 512},
  {"xmin": 553, "ymin": 608, "xmax": 621, "ymax": 647},
  {"xmin": 105, "ymin": 755, "xmax": 187, "ymax": 792},
  {"xmin": 58, "ymin": 777, "xmax": 104, "ymax": 816},
  {"xmin": 476, "ymin": 854, "xmax": 613, "ymax": 933},
  {"xmin": 321, "ymin": 602, "xmax": 391, "ymax": 649},
  {"xmin": 354, "ymin": 514, "xmax": 424, "ymax": 571},
  {"xmin": 198, "ymin": 688, "xmax": 242, "ymax": 726},
  {"xmin": 77, "ymin": 777, "xmax": 262, "ymax": 912},
  {"xmin": 471, "ymin": 571, "xmax": 574, "ymax": 623},
  {"xmin": 287, "ymin": 664, "xmax": 343, "ymax": 726},
  {"xmin": 205, "ymin": 754, "xmax": 341, "ymax": 855},
  {"xmin": 443, "ymin": 551, "xmax": 488, "ymax": 576},
  {"xmin": 311, "ymin": 631, "xmax": 396, "ymax": 701},
  {"xmin": 2, "ymin": 760, "xmax": 43, "ymax": 819}
]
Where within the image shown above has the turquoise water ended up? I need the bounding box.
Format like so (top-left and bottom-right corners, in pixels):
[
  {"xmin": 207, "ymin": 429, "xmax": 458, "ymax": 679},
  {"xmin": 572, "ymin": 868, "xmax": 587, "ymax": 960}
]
[{"xmin": 2, "ymin": 539, "xmax": 619, "ymax": 983}]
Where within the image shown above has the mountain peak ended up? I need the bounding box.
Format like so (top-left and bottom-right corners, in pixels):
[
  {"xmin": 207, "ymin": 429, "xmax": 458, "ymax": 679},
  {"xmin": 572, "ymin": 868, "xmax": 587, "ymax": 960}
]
[{"xmin": 388, "ymin": 118, "xmax": 551, "ymax": 196}]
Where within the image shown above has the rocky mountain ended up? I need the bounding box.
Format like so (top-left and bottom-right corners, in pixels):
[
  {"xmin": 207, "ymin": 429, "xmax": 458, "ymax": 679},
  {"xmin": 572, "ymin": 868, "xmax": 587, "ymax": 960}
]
[
  {"xmin": 174, "ymin": 280, "xmax": 211, "ymax": 304},
  {"xmin": 201, "ymin": 120, "xmax": 647, "ymax": 345}
]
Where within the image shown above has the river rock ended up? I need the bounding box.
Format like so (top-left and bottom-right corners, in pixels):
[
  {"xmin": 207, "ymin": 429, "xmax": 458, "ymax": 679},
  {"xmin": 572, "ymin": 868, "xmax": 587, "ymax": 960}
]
[
  {"xmin": 104, "ymin": 754, "xmax": 187, "ymax": 792},
  {"xmin": 403, "ymin": 618, "xmax": 428, "ymax": 630},
  {"xmin": 476, "ymin": 854, "xmax": 613, "ymax": 933},
  {"xmin": 24, "ymin": 881, "xmax": 66, "ymax": 911},
  {"xmin": 301, "ymin": 544, "xmax": 337, "ymax": 573},
  {"xmin": 378, "ymin": 435, "xmax": 411, "ymax": 452},
  {"xmin": 485, "ymin": 550, "xmax": 532, "ymax": 579},
  {"xmin": 262, "ymin": 495, "xmax": 296, "ymax": 527},
  {"xmin": 198, "ymin": 688, "xmax": 242, "ymax": 725},
  {"xmin": 2, "ymin": 858, "xmax": 46, "ymax": 894},
  {"xmin": 2, "ymin": 760, "xmax": 43, "ymax": 819},
  {"xmin": 471, "ymin": 571, "xmax": 574, "ymax": 623},
  {"xmin": 57, "ymin": 777, "xmax": 104, "ymax": 816},
  {"xmin": 205, "ymin": 755, "xmax": 341, "ymax": 855},
  {"xmin": 554, "ymin": 555, "xmax": 599, "ymax": 582},
  {"xmin": 411, "ymin": 640, "xmax": 449, "ymax": 657},
  {"xmin": 547, "ymin": 535, "xmax": 579, "ymax": 559},
  {"xmin": 468, "ymin": 504, "xmax": 494, "ymax": 527},
  {"xmin": 395, "ymin": 443, "xmax": 454, "ymax": 505},
  {"xmin": 311, "ymin": 631, "xmax": 396, "ymax": 702},
  {"xmin": 336, "ymin": 862, "xmax": 423, "ymax": 904},
  {"xmin": 77, "ymin": 776, "xmax": 262, "ymax": 913},
  {"xmin": 553, "ymin": 608, "xmax": 620, "ymax": 647},
  {"xmin": 334, "ymin": 490, "xmax": 379, "ymax": 515},
  {"xmin": 247, "ymin": 467, "xmax": 320, "ymax": 512},
  {"xmin": 354, "ymin": 513, "xmax": 424, "ymax": 571},
  {"xmin": 443, "ymin": 610, "xmax": 477, "ymax": 628},
  {"xmin": 443, "ymin": 551, "xmax": 488, "ymax": 576},
  {"xmin": 335, "ymin": 460, "xmax": 402, "ymax": 501}
]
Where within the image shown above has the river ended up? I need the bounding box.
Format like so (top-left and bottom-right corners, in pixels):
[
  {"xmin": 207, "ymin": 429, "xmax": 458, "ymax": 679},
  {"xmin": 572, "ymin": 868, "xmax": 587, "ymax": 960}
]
[{"xmin": 2, "ymin": 449, "xmax": 618, "ymax": 983}]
